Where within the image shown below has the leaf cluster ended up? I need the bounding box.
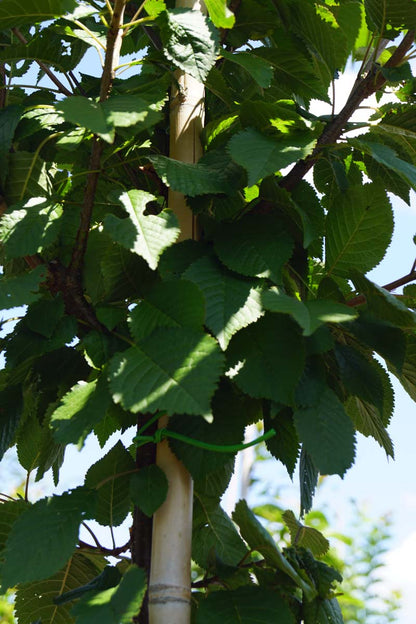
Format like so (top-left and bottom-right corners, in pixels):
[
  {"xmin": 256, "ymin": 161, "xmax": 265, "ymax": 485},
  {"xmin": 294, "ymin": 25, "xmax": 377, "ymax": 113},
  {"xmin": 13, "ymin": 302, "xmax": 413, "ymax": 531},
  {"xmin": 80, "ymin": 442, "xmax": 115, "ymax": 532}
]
[{"xmin": 1, "ymin": 0, "xmax": 416, "ymax": 621}]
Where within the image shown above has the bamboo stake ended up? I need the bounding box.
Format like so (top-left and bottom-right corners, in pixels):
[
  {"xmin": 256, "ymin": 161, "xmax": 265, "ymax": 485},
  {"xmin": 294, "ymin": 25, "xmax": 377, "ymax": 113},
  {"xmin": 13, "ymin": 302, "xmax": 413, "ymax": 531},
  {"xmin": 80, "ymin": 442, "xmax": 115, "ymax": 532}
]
[{"xmin": 148, "ymin": 1, "xmax": 205, "ymax": 622}]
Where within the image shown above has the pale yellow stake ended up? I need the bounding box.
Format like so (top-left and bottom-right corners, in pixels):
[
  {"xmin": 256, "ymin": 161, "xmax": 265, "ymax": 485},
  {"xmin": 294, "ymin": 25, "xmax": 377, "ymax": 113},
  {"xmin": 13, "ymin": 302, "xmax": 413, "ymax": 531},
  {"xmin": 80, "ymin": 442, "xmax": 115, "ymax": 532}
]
[{"xmin": 148, "ymin": 1, "xmax": 205, "ymax": 622}]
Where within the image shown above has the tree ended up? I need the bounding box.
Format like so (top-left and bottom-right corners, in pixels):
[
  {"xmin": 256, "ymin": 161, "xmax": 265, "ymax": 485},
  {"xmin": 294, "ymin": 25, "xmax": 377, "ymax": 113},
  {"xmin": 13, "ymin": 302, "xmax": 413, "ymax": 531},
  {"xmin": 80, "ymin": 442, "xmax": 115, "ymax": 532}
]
[{"xmin": 1, "ymin": 0, "xmax": 416, "ymax": 622}]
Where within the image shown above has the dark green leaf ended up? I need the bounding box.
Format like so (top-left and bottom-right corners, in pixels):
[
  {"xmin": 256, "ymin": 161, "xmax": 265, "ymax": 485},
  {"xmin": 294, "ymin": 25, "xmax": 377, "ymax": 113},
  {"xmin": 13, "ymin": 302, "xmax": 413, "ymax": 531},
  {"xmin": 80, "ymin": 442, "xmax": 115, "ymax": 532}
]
[
  {"xmin": 264, "ymin": 406, "xmax": 299, "ymax": 478},
  {"xmin": 294, "ymin": 388, "xmax": 356, "ymax": 477},
  {"xmin": 226, "ymin": 315, "xmax": 305, "ymax": 405},
  {"xmin": 158, "ymin": 8, "xmax": 218, "ymax": 82},
  {"xmin": 222, "ymin": 50, "xmax": 273, "ymax": 88},
  {"xmin": 84, "ymin": 442, "xmax": 136, "ymax": 527},
  {"xmin": 184, "ymin": 255, "xmax": 263, "ymax": 349},
  {"xmin": 129, "ymin": 465, "xmax": 168, "ymax": 517},
  {"xmin": 15, "ymin": 553, "xmax": 107, "ymax": 624},
  {"xmin": 0, "ymin": 265, "xmax": 46, "ymax": 309},
  {"xmin": 325, "ymin": 184, "xmax": 393, "ymax": 277},
  {"xmin": 128, "ymin": 279, "xmax": 205, "ymax": 342},
  {"xmin": 214, "ymin": 214, "xmax": 294, "ymax": 284},
  {"xmin": 195, "ymin": 586, "xmax": 295, "ymax": 624},
  {"xmin": 193, "ymin": 496, "xmax": 247, "ymax": 568},
  {"xmin": 228, "ymin": 128, "xmax": 316, "ymax": 186},
  {"xmin": 0, "ymin": 0, "xmax": 78, "ymax": 29},
  {"xmin": 303, "ymin": 597, "xmax": 343, "ymax": 624},
  {"xmin": 1, "ymin": 489, "xmax": 92, "ymax": 590}
]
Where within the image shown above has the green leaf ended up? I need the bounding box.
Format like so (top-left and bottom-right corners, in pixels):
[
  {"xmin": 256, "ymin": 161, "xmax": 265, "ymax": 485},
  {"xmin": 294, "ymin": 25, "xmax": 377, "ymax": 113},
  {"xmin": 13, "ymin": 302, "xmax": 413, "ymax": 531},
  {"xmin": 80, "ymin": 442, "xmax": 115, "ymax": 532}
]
[
  {"xmin": 352, "ymin": 271, "xmax": 416, "ymax": 328},
  {"xmin": 222, "ymin": 50, "xmax": 273, "ymax": 88},
  {"xmin": 193, "ymin": 496, "xmax": 247, "ymax": 568},
  {"xmin": 84, "ymin": 441, "xmax": 135, "ymax": 527},
  {"xmin": 71, "ymin": 566, "xmax": 146, "ymax": 624},
  {"xmin": 303, "ymin": 597, "xmax": 343, "ymax": 624},
  {"xmin": 349, "ymin": 137, "xmax": 416, "ymax": 191},
  {"xmin": 299, "ymin": 448, "xmax": 319, "ymax": 516},
  {"xmin": 158, "ymin": 8, "xmax": 218, "ymax": 82},
  {"xmin": 325, "ymin": 183, "xmax": 393, "ymax": 277},
  {"xmin": 51, "ymin": 376, "xmax": 112, "ymax": 446},
  {"xmin": 184, "ymin": 256, "xmax": 264, "ymax": 349},
  {"xmin": 0, "ymin": 265, "xmax": 46, "ymax": 310},
  {"xmin": 226, "ymin": 315, "xmax": 305, "ymax": 405},
  {"xmin": 128, "ymin": 279, "xmax": 205, "ymax": 342},
  {"xmin": 264, "ymin": 406, "xmax": 299, "ymax": 478},
  {"xmin": 15, "ymin": 552, "xmax": 107, "ymax": 624},
  {"xmin": 195, "ymin": 586, "xmax": 295, "ymax": 624},
  {"xmin": 232, "ymin": 500, "xmax": 316, "ymax": 600},
  {"xmin": 346, "ymin": 395, "xmax": 394, "ymax": 458},
  {"xmin": 109, "ymin": 328, "xmax": 224, "ymax": 417},
  {"xmin": 262, "ymin": 289, "xmax": 357, "ymax": 336},
  {"xmin": 104, "ymin": 190, "xmax": 179, "ymax": 270},
  {"xmin": 0, "ymin": 198, "xmax": 62, "ymax": 259},
  {"xmin": 0, "ymin": 500, "xmax": 28, "ymax": 555},
  {"xmin": 282, "ymin": 510, "xmax": 329, "ymax": 557},
  {"xmin": 347, "ymin": 311, "xmax": 406, "ymax": 371},
  {"xmin": 204, "ymin": 0, "xmax": 235, "ymax": 28},
  {"xmin": 388, "ymin": 335, "xmax": 416, "ymax": 401},
  {"xmin": 254, "ymin": 34, "xmax": 329, "ymax": 101},
  {"xmin": 0, "ymin": 105, "xmax": 23, "ymax": 185},
  {"xmin": 129, "ymin": 465, "xmax": 168, "ymax": 517},
  {"xmin": 5, "ymin": 152, "xmax": 53, "ymax": 204},
  {"xmin": 294, "ymin": 387, "xmax": 356, "ymax": 477},
  {"xmin": 0, "ymin": 386, "xmax": 22, "ymax": 460},
  {"xmin": 0, "ymin": 0, "xmax": 77, "ymax": 29},
  {"xmin": 56, "ymin": 97, "xmax": 113, "ymax": 142},
  {"xmin": 335, "ymin": 345, "xmax": 384, "ymax": 414},
  {"xmin": 54, "ymin": 565, "xmax": 121, "ymax": 606},
  {"xmin": 214, "ymin": 214, "xmax": 294, "ymax": 284},
  {"xmin": 228, "ymin": 127, "xmax": 316, "ymax": 186},
  {"xmin": 365, "ymin": 0, "xmax": 416, "ymax": 31},
  {"xmin": 1, "ymin": 489, "xmax": 92, "ymax": 590},
  {"xmin": 150, "ymin": 152, "xmax": 242, "ymax": 197}
]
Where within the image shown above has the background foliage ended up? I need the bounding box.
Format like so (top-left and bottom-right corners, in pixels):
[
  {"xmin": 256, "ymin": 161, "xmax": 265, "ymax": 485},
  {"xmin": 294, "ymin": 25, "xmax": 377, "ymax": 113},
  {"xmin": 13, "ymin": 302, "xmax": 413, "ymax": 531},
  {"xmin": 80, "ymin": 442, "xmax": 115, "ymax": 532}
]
[{"xmin": 1, "ymin": 0, "xmax": 416, "ymax": 622}]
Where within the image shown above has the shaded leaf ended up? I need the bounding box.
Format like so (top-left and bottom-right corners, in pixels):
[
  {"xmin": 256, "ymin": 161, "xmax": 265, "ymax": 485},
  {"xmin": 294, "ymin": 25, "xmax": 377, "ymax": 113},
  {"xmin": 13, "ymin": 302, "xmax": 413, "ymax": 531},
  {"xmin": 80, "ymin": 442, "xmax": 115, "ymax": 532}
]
[
  {"xmin": 226, "ymin": 315, "xmax": 305, "ymax": 405},
  {"xmin": 84, "ymin": 442, "xmax": 135, "ymax": 527},
  {"xmin": 184, "ymin": 255, "xmax": 264, "ymax": 349},
  {"xmin": 0, "ymin": 0, "xmax": 77, "ymax": 29},
  {"xmin": 1, "ymin": 489, "xmax": 93, "ymax": 590},
  {"xmin": 214, "ymin": 214, "xmax": 294, "ymax": 285},
  {"xmin": 294, "ymin": 388, "xmax": 356, "ymax": 477},
  {"xmin": 195, "ymin": 586, "xmax": 295, "ymax": 624},
  {"xmin": 129, "ymin": 465, "xmax": 168, "ymax": 517},
  {"xmin": 0, "ymin": 265, "xmax": 46, "ymax": 309}
]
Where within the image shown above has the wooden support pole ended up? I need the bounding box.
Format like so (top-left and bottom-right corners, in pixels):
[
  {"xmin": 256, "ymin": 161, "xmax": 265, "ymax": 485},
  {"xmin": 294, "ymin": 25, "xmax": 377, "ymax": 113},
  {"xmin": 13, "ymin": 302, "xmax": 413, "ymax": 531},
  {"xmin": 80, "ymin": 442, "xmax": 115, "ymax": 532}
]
[{"xmin": 148, "ymin": 1, "xmax": 205, "ymax": 622}]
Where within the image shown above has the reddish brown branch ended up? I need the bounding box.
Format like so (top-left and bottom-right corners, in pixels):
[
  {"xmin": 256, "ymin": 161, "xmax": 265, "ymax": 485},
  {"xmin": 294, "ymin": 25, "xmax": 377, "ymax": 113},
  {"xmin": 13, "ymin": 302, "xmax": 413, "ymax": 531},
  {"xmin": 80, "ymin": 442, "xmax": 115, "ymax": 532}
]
[
  {"xmin": 280, "ymin": 30, "xmax": 416, "ymax": 192},
  {"xmin": 68, "ymin": 0, "xmax": 127, "ymax": 280},
  {"xmin": 11, "ymin": 28, "xmax": 73, "ymax": 97},
  {"xmin": 78, "ymin": 539, "xmax": 131, "ymax": 556}
]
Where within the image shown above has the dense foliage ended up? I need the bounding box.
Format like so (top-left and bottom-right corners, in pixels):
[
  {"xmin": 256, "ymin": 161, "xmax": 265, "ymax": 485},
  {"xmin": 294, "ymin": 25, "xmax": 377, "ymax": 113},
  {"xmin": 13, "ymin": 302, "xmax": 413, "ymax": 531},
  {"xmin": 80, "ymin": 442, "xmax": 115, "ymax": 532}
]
[{"xmin": 1, "ymin": 0, "xmax": 416, "ymax": 622}]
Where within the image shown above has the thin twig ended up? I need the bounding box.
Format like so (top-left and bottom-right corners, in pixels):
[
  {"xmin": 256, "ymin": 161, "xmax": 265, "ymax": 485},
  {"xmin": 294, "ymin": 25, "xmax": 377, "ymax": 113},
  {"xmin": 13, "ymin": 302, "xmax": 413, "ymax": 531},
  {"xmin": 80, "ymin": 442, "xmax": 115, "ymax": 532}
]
[
  {"xmin": 280, "ymin": 29, "xmax": 416, "ymax": 192},
  {"xmin": 78, "ymin": 539, "xmax": 131, "ymax": 556},
  {"xmin": 12, "ymin": 28, "xmax": 73, "ymax": 97},
  {"xmin": 68, "ymin": 0, "xmax": 127, "ymax": 279}
]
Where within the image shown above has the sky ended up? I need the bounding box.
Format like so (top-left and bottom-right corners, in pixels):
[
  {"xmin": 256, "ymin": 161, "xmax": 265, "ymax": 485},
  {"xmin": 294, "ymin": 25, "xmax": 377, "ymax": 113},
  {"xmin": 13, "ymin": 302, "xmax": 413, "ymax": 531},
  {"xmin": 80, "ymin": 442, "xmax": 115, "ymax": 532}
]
[{"xmin": 1, "ymin": 43, "xmax": 416, "ymax": 622}]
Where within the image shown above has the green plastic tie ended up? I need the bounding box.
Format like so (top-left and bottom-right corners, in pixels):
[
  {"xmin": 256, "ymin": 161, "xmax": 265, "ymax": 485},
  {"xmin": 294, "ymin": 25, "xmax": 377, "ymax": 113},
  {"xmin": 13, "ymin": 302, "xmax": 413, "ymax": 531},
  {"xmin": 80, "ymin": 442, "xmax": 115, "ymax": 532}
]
[{"xmin": 134, "ymin": 427, "xmax": 276, "ymax": 452}]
